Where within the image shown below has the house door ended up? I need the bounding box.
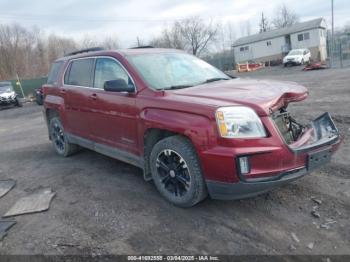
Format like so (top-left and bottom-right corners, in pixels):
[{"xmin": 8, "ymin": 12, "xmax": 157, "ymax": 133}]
[{"xmin": 283, "ymin": 35, "xmax": 291, "ymax": 54}]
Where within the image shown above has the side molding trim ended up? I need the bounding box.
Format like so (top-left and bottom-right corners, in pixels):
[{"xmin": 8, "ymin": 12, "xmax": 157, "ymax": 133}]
[{"xmin": 66, "ymin": 133, "xmax": 145, "ymax": 169}]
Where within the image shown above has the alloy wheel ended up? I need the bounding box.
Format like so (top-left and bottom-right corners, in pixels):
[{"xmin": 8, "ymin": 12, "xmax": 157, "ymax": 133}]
[
  {"xmin": 51, "ymin": 122, "xmax": 65, "ymax": 153},
  {"xmin": 156, "ymin": 149, "xmax": 191, "ymax": 197}
]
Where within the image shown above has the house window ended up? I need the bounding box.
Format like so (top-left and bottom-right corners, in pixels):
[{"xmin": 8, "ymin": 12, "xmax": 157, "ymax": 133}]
[
  {"xmin": 240, "ymin": 46, "xmax": 249, "ymax": 52},
  {"xmin": 298, "ymin": 32, "xmax": 310, "ymax": 41},
  {"xmin": 304, "ymin": 32, "xmax": 310, "ymax": 40},
  {"xmin": 266, "ymin": 41, "xmax": 272, "ymax": 46},
  {"xmin": 298, "ymin": 34, "xmax": 303, "ymax": 41}
]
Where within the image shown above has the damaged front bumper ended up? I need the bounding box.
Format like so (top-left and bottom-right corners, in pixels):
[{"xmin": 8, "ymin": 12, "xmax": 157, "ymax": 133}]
[
  {"xmin": 206, "ymin": 112, "xmax": 341, "ymax": 200},
  {"xmin": 289, "ymin": 112, "xmax": 339, "ymax": 153},
  {"xmin": 0, "ymin": 98, "xmax": 16, "ymax": 105}
]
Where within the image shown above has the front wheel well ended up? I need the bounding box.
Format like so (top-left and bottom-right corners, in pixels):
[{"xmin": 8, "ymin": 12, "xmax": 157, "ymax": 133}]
[
  {"xmin": 46, "ymin": 109, "xmax": 59, "ymax": 122},
  {"xmin": 143, "ymin": 128, "xmax": 187, "ymax": 181}
]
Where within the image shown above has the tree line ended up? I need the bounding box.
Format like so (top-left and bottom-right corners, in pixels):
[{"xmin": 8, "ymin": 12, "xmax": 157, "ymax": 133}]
[{"xmin": 0, "ymin": 24, "xmax": 119, "ymax": 80}]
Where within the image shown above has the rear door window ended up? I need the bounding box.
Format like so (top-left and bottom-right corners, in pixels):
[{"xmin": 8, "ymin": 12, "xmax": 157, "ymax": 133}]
[
  {"xmin": 47, "ymin": 61, "xmax": 63, "ymax": 85},
  {"xmin": 65, "ymin": 58, "xmax": 95, "ymax": 87}
]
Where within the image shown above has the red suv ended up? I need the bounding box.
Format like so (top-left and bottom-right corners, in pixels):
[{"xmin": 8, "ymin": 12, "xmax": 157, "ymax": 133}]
[{"xmin": 43, "ymin": 47, "xmax": 341, "ymax": 207}]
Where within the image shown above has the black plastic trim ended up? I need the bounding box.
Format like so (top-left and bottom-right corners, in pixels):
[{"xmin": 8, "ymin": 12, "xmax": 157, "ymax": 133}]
[
  {"xmin": 206, "ymin": 168, "xmax": 308, "ymax": 200},
  {"xmin": 65, "ymin": 47, "xmax": 105, "ymax": 57}
]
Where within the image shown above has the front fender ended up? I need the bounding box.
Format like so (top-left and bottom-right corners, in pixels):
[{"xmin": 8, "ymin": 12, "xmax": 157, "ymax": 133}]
[{"xmin": 140, "ymin": 108, "xmax": 213, "ymax": 148}]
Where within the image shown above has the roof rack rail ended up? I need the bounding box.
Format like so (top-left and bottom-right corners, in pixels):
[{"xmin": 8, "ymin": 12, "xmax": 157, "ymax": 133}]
[
  {"xmin": 130, "ymin": 45, "xmax": 154, "ymax": 49},
  {"xmin": 65, "ymin": 47, "xmax": 105, "ymax": 57}
]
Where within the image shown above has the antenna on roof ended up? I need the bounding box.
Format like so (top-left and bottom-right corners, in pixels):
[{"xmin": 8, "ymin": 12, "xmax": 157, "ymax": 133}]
[{"xmin": 65, "ymin": 47, "xmax": 105, "ymax": 57}]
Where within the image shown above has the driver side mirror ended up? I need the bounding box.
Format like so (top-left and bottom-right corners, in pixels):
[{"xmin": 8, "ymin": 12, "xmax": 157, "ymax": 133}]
[{"xmin": 104, "ymin": 79, "xmax": 134, "ymax": 92}]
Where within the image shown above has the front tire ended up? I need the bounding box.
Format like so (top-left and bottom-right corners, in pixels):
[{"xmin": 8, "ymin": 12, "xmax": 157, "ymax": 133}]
[
  {"xmin": 49, "ymin": 117, "xmax": 79, "ymax": 157},
  {"xmin": 150, "ymin": 136, "xmax": 207, "ymax": 207},
  {"xmin": 15, "ymin": 97, "xmax": 22, "ymax": 107}
]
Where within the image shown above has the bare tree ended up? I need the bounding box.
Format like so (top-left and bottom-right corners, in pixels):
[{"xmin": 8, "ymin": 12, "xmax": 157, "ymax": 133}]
[
  {"xmin": 259, "ymin": 12, "xmax": 270, "ymax": 33},
  {"xmin": 0, "ymin": 22, "xmax": 122, "ymax": 80},
  {"xmin": 272, "ymin": 3, "xmax": 299, "ymax": 29},
  {"xmin": 216, "ymin": 22, "xmax": 236, "ymax": 52},
  {"xmin": 150, "ymin": 24, "xmax": 186, "ymax": 49},
  {"xmin": 149, "ymin": 17, "xmax": 217, "ymax": 56},
  {"xmin": 178, "ymin": 17, "xmax": 218, "ymax": 56},
  {"xmin": 80, "ymin": 35, "xmax": 98, "ymax": 49},
  {"xmin": 226, "ymin": 22, "xmax": 236, "ymax": 47},
  {"xmin": 47, "ymin": 34, "xmax": 77, "ymax": 63},
  {"xmin": 100, "ymin": 35, "xmax": 119, "ymax": 49},
  {"xmin": 245, "ymin": 21, "xmax": 252, "ymax": 36},
  {"xmin": 239, "ymin": 20, "xmax": 252, "ymax": 37},
  {"xmin": 0, "ymin": 24, "xmax": 44, "ymax": 79}
]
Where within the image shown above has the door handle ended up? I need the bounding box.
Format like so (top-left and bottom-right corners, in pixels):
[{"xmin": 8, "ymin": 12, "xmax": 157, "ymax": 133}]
[
  {"xmin": 60, "ymin": 89, "xmax": 66, "ymax": 94},
  {"xmin": 89, "ymin": 93, "xmax": 97, "ymax": 100}
]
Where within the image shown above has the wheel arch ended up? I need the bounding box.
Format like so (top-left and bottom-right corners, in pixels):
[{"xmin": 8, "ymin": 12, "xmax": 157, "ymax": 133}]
[
  {"xmin": 45, "ymin": 109, "xmax": 61, "ymax": 140},
  {"xmin": 141, "ymin": 109, "xmax": 213, "ymax": 181}
]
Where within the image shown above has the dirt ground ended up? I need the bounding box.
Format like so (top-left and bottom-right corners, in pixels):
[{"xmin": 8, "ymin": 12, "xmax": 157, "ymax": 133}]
[{"xmin": 0, "ymin": 65, "xmax": 349, "ymax": 255}]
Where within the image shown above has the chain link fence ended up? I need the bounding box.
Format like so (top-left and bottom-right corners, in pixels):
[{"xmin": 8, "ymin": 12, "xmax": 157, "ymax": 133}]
[{"xmin": 328, "ymin": 33, "xmax": 350, "ymax": 68}]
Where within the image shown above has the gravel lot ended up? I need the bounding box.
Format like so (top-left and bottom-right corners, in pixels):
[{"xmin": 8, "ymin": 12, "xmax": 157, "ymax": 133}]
[{"xmin": 0, "ymin": 65, "xmax": 349, "ymax": 255}]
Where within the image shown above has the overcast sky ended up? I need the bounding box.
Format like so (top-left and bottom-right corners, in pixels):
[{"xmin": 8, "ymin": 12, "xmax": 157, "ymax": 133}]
[{"xmin": 0, "ymin": 0, "xmax": 349, "ymax": 47}]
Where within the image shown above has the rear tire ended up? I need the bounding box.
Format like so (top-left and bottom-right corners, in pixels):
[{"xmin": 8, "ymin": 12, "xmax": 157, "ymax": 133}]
[
  {"xmin": 150, "ymin": 135, "xmax": 207, "ymax": 207},
  {"xmin": 49, "ymin": 116, "xmax": 79, "ymax": 157}
]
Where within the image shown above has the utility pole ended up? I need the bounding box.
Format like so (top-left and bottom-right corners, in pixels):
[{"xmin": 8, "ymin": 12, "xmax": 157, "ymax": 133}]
[
  {"xmin": 259, "ymin": 12, "xmax": 268, "ymax": 33},
  {"xmin": 331, "ymin": 0, "xmax": 335, "ymax": 67}
]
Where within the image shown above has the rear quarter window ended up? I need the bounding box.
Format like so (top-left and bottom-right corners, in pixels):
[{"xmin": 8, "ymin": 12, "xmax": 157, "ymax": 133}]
[
  {"xmin": 47, "ymin": 61, "xmax": 64, "ymax": 85},
  {"xmin": 65, "ymin": 58, "xmax": 94, "ymax": 87}
]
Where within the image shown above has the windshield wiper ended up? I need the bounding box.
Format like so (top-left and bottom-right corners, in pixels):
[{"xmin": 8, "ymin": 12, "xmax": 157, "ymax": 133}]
[
  {"xmin": 204, "ymin": 77, "xmax": 230, "ymax": 83},
  {"xmin": 162, "ymin": 84, "xmax": 194, "ymax": 90},
  {"xmin": 161, "ymin": 78, "xmax": 229, "ymax": 90}
]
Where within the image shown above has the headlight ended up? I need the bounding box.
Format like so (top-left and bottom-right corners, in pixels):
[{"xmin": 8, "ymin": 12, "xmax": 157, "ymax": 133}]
[{"xmin": 215, "ymin": 106, "xmax": 267, "ymax": 138}]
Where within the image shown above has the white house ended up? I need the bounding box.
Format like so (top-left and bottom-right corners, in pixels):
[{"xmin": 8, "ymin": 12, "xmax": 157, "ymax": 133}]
[{"xmin": 233, "ymin": 18, "xmax": 327, "ymax": 63}]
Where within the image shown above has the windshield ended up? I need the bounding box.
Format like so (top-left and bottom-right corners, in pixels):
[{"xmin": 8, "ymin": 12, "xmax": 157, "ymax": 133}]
[
  {"xmin": 288, "ymin": 50, "xmax": 303, "ymax": 56},
  {"xmin": 127, "ymin": 53, "xmax": 230, "ymax": 90},
  {"xmin": 0, "ymin": 83, "xmax": 13, "ymax": 92}
]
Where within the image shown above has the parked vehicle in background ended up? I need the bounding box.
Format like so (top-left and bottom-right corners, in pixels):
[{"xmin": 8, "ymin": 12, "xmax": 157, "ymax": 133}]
[
  {"xmin": 283, "ymin": 49, "xmax": 311, "ymax": 66},
  {"xmin": 35, "ymin": 87, "xmax": 43, "ymax": 105},
  {"xmin": 0, "ymin": 81, "xmax": 22, "ymax": 108},
  {"xmin": 43, "ymin": 47, "xmax": 341, "ymax": 207}
]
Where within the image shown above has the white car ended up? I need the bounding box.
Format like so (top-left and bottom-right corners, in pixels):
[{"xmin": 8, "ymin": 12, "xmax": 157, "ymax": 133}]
[
  {"xmin": 283, "ymin": 49, "xmax": 311, "ymax": 66},
  {"xmin": 0, "ymin": 81, "xmax": 22, "ymax": 107}
]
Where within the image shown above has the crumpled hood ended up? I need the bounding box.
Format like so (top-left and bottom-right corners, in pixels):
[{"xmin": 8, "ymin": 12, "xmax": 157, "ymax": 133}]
[{"xmin": 170, "ymin": 79, "xmax": 308, "ymax": 116}]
